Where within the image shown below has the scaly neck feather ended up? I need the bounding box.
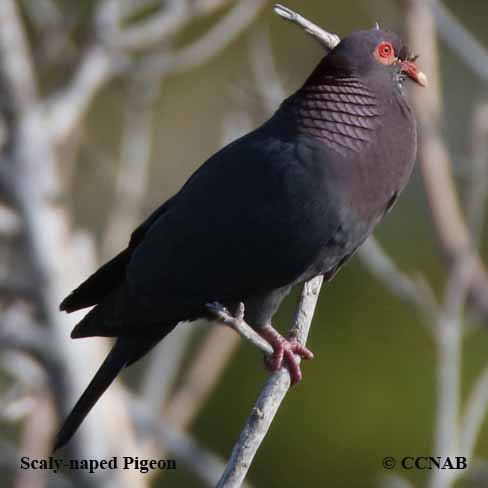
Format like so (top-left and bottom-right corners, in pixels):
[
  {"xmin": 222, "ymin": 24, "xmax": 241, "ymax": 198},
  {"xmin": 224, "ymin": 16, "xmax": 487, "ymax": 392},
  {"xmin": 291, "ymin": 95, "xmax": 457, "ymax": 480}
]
[{"xmin": 280, "ymin": 72, "xmax": 383, "ymax": 156}]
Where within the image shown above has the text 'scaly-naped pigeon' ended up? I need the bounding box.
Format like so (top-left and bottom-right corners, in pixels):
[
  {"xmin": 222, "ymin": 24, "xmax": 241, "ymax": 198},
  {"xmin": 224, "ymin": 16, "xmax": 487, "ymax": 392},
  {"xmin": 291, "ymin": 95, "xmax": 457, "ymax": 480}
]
[{"xmin": 54, "ymin": 16, "xmax": 426, "ymax": 450}]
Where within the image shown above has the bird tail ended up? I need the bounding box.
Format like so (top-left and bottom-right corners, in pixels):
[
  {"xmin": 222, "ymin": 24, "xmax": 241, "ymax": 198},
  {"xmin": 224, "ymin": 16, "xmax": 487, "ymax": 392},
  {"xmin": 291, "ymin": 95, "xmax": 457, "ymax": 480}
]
[
  {"xmin": 53, "ymin": 327, "xmax": 175, "ymax": 452},
  {"xmin": 53, "ymin": 338, "xmax": 129, "ymax": 452}
]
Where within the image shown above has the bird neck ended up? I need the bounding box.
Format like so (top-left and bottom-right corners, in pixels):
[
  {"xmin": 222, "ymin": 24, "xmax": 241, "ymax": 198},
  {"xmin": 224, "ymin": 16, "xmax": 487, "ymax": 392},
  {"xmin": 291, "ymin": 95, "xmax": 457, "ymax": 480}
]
[{"xmin": 279, "ymin": 69, "xmax": 383, "ymax": 156}]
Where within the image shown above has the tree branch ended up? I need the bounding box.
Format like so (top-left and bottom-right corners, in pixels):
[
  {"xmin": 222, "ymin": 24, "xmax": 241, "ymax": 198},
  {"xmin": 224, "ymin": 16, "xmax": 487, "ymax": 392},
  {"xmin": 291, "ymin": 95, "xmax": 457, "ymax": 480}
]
[
  {"xmin": 46, "ymin": 45, "xmax": 122, "ymax": 145},
  {"xmin": 273, "ymin": 4, "xmax": 340, "ymax": 50},
  {"xmin": 216, "ymin": 276, "xmax": 323, "ymax": 487},
  {"xmin": 137, "ymin": 0, "xmax": 267, "ymax": 78},
  {"xmin": 206, "ymin": 302, "xmax": 274, "ymax": 356}
]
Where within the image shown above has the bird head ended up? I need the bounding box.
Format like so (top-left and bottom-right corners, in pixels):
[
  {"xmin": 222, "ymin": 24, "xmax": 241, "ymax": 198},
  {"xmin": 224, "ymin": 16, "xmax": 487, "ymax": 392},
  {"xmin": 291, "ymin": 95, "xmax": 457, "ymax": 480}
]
[{"xmin": 324, "ymin": 29, "xmax": 428, "ymax": 88}]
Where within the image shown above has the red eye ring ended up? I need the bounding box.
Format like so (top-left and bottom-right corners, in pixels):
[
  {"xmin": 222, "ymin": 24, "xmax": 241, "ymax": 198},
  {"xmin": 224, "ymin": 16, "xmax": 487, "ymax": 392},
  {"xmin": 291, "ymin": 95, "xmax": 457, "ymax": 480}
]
[{"xmin": 378, "ymin": 42, "xmax": 394, "ymax": 58}]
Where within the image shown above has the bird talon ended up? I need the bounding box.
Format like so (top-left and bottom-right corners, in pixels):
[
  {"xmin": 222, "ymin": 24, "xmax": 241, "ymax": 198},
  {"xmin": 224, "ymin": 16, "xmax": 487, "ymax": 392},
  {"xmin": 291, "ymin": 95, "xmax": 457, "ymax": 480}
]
[{"xmin": 259, "ymin": 324, "xmax": 313, "ymax": 384}]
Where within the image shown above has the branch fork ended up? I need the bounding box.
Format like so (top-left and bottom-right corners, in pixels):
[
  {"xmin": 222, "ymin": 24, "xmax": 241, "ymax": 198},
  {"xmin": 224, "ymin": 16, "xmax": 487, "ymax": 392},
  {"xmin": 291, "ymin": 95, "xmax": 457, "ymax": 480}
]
[
  {"xmin": 206, "ymin": 302, "xmax": 273, "ymax": 356},
  {"xmin": 206, "ymin": 301, "xmax": 314, "ymax": 385}
]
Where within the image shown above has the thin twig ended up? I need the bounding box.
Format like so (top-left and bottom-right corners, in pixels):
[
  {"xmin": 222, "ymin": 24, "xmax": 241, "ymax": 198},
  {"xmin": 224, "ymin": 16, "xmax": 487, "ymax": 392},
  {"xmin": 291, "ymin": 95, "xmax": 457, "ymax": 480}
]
[
  {"xmin": 138, "ymin": 0, "xmax": 266, "ymax": 78},
  {"xmin": 273, "ymin": 4, "xmax": 340, "ymax": 51},
  {"xmin": 45, "ymin": 45, "xmax": 122, "ymax": 145},
  {"xmin": 98, "ymin": 0, "xmax": 188, "ymax": 51},
  {"xmin": 206, "ymin": 302, "xmax": 273, "ymax": 357},
  {"xmin": 97, "ymin": 0, "xmax": 234, "ymax": 51}
]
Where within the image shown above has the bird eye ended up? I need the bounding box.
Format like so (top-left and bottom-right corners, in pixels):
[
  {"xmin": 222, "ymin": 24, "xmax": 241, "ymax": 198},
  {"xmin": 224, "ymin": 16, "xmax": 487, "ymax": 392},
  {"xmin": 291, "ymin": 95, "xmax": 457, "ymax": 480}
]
[
  {"xmin": 378, "ymin": 42, "xmax": 393, "ymax": 58},
  {"xmin": 374, "ymin": 41, "xmax": 395, "ymax": 65}
]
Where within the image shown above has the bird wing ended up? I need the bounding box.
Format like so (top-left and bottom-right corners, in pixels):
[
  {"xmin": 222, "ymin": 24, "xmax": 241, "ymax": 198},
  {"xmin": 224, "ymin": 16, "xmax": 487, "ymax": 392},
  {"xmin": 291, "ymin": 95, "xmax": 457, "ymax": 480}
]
[
  {"xmin": 127, "ymin": 127, "xmax": 344, "ymax": 319},
  {"xmin": 60, "ymin": 195, "xmax": 178, "ymax": 312}
]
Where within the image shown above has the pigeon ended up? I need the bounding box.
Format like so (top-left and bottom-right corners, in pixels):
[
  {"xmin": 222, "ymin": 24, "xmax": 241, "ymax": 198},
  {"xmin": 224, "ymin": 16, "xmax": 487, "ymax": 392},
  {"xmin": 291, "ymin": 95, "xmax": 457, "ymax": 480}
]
[{"xmin": 54, "ymin": 26, "xmax": 426, "ymax": 451}]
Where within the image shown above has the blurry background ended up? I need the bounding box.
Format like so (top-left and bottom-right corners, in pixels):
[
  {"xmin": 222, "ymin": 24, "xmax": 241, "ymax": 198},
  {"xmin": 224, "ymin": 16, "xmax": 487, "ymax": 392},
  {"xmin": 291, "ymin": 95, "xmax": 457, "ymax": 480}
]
[{"xmin": 0, "ymin": 0, "xmax": 487, "ymax": 487}]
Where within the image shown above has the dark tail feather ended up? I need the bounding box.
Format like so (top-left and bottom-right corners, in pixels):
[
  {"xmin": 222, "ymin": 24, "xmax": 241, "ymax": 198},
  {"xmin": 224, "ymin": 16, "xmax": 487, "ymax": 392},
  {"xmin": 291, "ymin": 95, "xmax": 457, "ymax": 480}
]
[
  {"xmin": 53, "ymin": 339, "xmax": 129, "ymax": 452},
  {"xmin": 60, "ymin": 249, "xmax": 130, "ymax": 313}
]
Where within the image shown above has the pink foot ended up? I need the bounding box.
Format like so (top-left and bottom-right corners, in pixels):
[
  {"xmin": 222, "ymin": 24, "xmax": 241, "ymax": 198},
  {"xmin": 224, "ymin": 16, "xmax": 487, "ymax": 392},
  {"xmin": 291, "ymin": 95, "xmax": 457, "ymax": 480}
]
[{"xmin": 259, "ymin": 325, "xmax": 314, "ymax": 384}]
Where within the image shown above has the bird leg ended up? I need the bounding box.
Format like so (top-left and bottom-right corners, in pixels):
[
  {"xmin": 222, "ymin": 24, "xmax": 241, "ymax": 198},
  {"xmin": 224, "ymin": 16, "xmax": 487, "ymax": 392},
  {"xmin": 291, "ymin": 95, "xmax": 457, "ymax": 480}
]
[
  {"xmin": 258, "ymin": 324, "xmax": 314, "ymax": 384},
  {"xmin": 206, "ymin": 302, "xmax": 314, "ymax": 384}
]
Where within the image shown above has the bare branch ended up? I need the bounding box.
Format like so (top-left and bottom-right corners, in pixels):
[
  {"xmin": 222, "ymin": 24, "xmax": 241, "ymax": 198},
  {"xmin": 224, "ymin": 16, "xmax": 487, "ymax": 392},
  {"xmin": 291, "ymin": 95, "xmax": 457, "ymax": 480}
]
[
  {"xmin": 273, "ymin": 4, "xmax": 340, "ymax": 51},
  {"xmin": 47, "ymin": 0, "xmax": 263, "ymax": 150},
  {"xmin": 46, "ymin": 45, "xmax": 122, "ymax": 145},
  {"xmin": 98, "ymin": 0, "xmax": 189, "ymax": 51},
  {"xmin": 97, "ymin": 0, "xmax": 235, "ymax": 51},
  {"xmin": 138, "ymin": 0, "xmax": 267, "ymax": 78},
  {"xmin": 216, "ymin": 276, "xmax": 323, "ymax": 487},
  {"xmin": 206, "ymin": 302, "xmax": 273, "ymax": 356}
]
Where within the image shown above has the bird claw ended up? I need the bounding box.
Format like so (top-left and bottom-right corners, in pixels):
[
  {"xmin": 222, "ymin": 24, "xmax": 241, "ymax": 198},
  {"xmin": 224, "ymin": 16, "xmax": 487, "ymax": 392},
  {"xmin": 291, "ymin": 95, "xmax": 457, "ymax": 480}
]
[
  {"xmin": 206, "ymin": 303, "xmax": 313, "ymax": 384},
  {"xmin": 259, "ymin": 324, "xmax": 314, "ymax": 384}
]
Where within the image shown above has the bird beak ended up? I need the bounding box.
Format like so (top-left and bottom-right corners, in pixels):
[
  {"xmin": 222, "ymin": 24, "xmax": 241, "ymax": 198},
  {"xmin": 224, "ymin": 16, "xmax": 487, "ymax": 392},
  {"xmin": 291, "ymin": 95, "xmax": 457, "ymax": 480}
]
[{"xmin": 399, "ymin": 59, "xmax": 428, "ymax": 87}]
